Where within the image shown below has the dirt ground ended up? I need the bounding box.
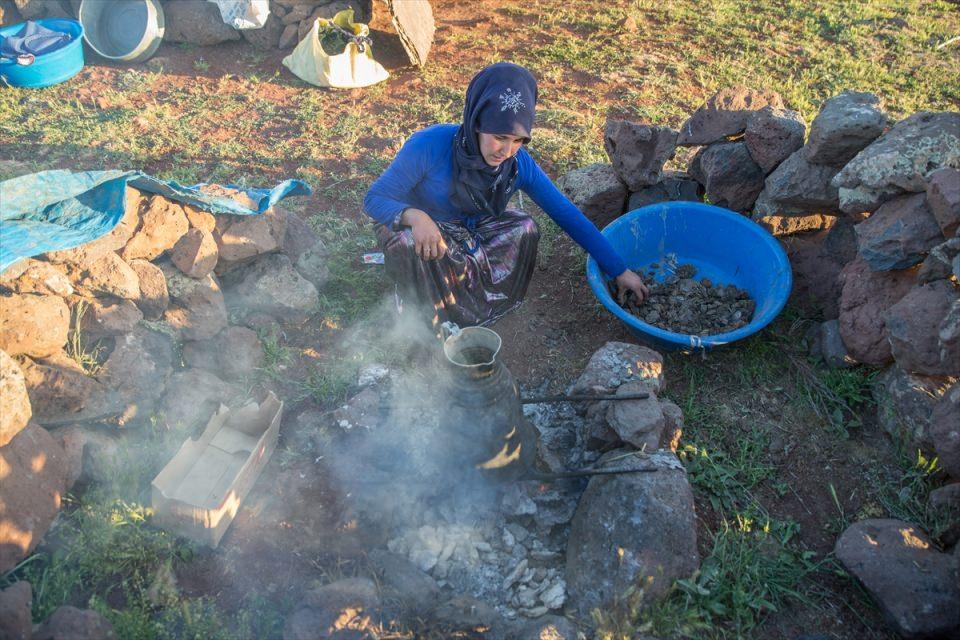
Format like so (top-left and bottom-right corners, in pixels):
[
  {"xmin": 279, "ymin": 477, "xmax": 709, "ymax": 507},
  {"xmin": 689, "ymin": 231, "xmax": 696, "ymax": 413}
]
[{"xmin": 6, "ymin": 0, "xmax": 953, "ymax": 637}]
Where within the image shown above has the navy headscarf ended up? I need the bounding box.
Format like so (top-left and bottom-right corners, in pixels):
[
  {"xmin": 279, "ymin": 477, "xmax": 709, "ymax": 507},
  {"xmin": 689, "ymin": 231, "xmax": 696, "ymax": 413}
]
[{"xmin": 451, "ymin": 63, "xmax": 538, "ymax": 219}]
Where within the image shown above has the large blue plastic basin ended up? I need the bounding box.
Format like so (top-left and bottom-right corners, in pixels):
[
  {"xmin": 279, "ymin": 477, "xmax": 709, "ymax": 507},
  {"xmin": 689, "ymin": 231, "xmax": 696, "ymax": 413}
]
[
  {"xmin": 586, "ymin": 201, "xmax": 792, "ymax": 351},
  {"xmin": 0, "ymin": 19, "xmax": 84, "ymax": 88}
]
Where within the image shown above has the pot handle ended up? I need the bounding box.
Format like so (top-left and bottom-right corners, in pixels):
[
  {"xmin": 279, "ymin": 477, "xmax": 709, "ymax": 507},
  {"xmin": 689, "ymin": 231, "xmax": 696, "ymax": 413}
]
[{"xmin": 440, "ymin": 321, "xmax": 462, "ymax": 342}]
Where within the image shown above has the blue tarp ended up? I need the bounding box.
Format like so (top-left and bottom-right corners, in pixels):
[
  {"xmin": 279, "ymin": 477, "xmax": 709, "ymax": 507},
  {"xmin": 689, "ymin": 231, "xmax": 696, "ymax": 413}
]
[{"xmin": 0, "ymin": 170, "xmax": 312, "ymax": 272}]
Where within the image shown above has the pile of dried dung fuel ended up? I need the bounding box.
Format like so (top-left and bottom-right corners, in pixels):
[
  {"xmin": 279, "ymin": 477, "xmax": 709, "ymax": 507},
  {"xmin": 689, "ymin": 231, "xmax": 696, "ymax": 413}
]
[{"xmin": 611, "ymin": 263, "xmax": 756, "ymax": 335}]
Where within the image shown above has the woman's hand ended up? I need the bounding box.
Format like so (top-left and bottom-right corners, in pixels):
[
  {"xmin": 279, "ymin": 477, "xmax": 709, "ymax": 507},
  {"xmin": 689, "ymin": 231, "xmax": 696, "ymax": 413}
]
[
  {"xmin": 402, "ymin": 208, "xmax": 448, "ymax": 260},
  {"xmin": 615, "ymin": 269, "xmax": 649, "ymax": 304}
]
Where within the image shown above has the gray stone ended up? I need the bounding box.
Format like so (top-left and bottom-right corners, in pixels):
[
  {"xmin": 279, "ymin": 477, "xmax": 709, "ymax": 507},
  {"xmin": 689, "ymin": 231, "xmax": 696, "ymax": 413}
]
[
  {"xmin": 565, "ymin": 450, "xmax": 698, "ymax": 618},
  {"xmin": 163, "ymin": 0, "xmax": 241, "ymax": 45},
  {"xmin": 885, "ymin": 281, "xmax": 959, "ymax": 376},
  {"xmin": 100, "ymin": 327, "xmax": 174, "ymax": 425},
  {"xmin": 874, "ymin": 364, "xmax": 955, "ymax": 454},
  {"xmin": 837, "ymin": 257, "xmax": 916, "ymax": 365},
  {"xmin": 835, "ymin": 519, "xmax": 960, "ymax": 640},
  {"xmin": 557, "ymin": 163, "xmax": 628, "ymax": 228},
  {"xmin": 35, "ymin": 605, "xmax": 117, "ymax": 640},
  {"xmin": 931, "ymin": 383, "xmax": 960, "ymax": 479},
  {"xmin": 215, "ymin": 208, "xmax": 288, "ymax": 271},
  {"xmin": 0, "ymin": 581, "xmax": 32, "ymax": 640},
  {"xmin": 569, "ymin": 341, "xmax": 664, "ymax": 396},
  {"xmin": 128, "ymin": 259, "xmax": 169, "ymax": 320},
  {"xmin": 369, "ymin": 549, "xmax": 440, "ymax": 617},
  {"xmin": 804, "ymin": 91, "xmax": 888, "ymax": 166},
  {"xmin": 605, "ymin": 381, "xmax": 665, "ymax": 450},
  {"xmin": 432, "ymin": 596, "xmax": 508, "ymax": 638},
  {"xmin": 818, "ymin": 319, "xmax": 856, "ymax": 368},
  {"xmin": 832, "ymin": 111, "xmax": 960, "ymax": 213},
  {"xmin": 30, "ymin": 326, "xmax": 81, "ymax": 386},
  {"xmin": 744, "ymin": 106, "xmax": 805, "ymax": 173},
  {"xmin": 918, "ymin": 237, "xmax": 960, "ymax": 283},
  {"xmin": 926, "ymin": 166, "xmax": 960, "ymax": 237},
  {"xmin": 0, "ymin": 423, "xmax": 69, "ymax": 574},
  {"xmin": 0, "ymin": 349, "xmax": 31, "ymax": 448},
  {"xmin": 159, "ymin": 368, "xmax": 241, "ymax": 431},
  {"xmin": 77, "ymin": 297, "xmax": 143, "ymax": 339},
  {"xmin": 603, "ymin": 120, "xmax": 678, "ymax": 190},
  {"xmin": 513, "ymin": 615, "xmax": 579, "ymax": 640},
  {"xmin": 626, "ymin": 171, "xmax": 703, "ymax": 211},
  {"xmin": 752, "ymin": 150, "xmax": 842, "ymax": 217},
  {"xmin": 688, "ymin": 142, "xmax": 765, "ymax": 212},
  {"xmin": 677, "ymin": 86, "xmax": 784, "ymax": 146},
  {"xmin": 855, "ymin": 193, "xmax": 944, "ymax": 271},
  {"xmin": 940, "ymin": 299, "xmax": 960, "ymax": 375},
  {"xmin": 162, "ymin": 266, "xmax": 229, "ymax": 340},
  {"xmin": 241, "ymin": 11, "xmax": 283, "ymax": 49},
  {"xmin": 182, "ymin": 326, "xmax": 265, "ymax": 380},
  {"xmin": 19, "ymin": 355, "xmax": 110, "ymax": 425},
  {"xmin": 68, "ymin": 252, "xmax": 140, "ymax": 300},
  {"xmin": 929, "ymin": 483, "xmax": 960, "ymax": 510},
  {"xmin": 782, "ymin": 231, "xmax": 845, "ymax": 319},
  {"xmin": 281, "ymin": 210, "xmax": 321, "ymax": 263},
  {"xmin": 283, "ymin": 577, "xmax": 380, "ymax": 640},
  {"xmin": 226, "ymin": 253, "xmax": 319, "ymax": 322},
  {"xmin": 294, "ymin": 242, "xmax": 331, "ymax": 291}
]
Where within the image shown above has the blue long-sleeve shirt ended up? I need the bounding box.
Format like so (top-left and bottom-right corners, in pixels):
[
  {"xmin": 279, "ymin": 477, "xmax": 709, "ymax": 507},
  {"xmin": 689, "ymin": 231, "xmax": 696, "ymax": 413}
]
[{"xmin": 363, "ymin": 124, "xmax": 627, "ymax": 278}]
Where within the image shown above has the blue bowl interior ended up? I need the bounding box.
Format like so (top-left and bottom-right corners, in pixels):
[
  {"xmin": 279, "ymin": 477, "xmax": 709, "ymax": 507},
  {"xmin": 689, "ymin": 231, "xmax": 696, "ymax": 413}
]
[
  {"xmin": 587, "ymin": 201, "xmax": 792, "ymax": 350},
  {"xmin": 0, "ymin": 19, "xmax": 84, "ymax": 88}
]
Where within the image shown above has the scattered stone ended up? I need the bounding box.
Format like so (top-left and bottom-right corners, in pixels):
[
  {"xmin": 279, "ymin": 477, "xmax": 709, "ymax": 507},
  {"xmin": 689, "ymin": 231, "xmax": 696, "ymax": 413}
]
[
  {"xmin": 918, "ymin": 237, "xmax": 960, "ymax": 284},
  {"xmin": 182, "ymin": 326, "xmax": 265, "ymax": 380},
  {"xmin": 0, "ymin": 293, "xmax": 69, "ymax": 359},
  {"xmin": 603, "ymin": 120, "xmax": 678, "ymax": 190},
  {"xmin": 52, "ymin": 425, "xmax": 122, "ymax": 486},
  {"xmin": 566, "ymin": 450, "xmax": 698, "ymax": 618},
  {"xmin": 687, "ymin": 141, "xmax": 765, "ymax": 212},
  {"xmin": 752, "ymin": 150, "xmax": 842, "ymax": 217},
  {"xmin": 369, "ymin": 549, "xmax": 440, "ymax": 617},
  {"xmin": 357, "ymin": 363, "xmax": 389, "ymax": 388},
  {"xmin": 68, "ymin": 252, "xmax": 141, "ymax": 300},
  {"xmin": 627, "ymin": 171, "xmax": 703, "ymax": 210},
  {"xmin": 0, "ymin": 350, "xmax": 31, "ymax": 448},
  {"xmin": 77, "ymin": 297, "xmax": 143, "ymax": 339},
  {"xmin": 281, "ymin": 209, "xmax": 321, "ymax": 263},
  {"xmin": 804, "ymin": 91, "xmax": 888, "ymax": 166},
  {"xmin": 100, "ymin": 326, "xmax": 175, "ymax": 424},
  {"xmin": 817, "ymin": 319, "xmax": 856, "ymax": 368},
  {"xmin": 225, "ymin": 253, "xmax": 319, "ymax": 322},
  {"xmin": 754, "ymin": 213, "xmax": 837, "ymax": 237},
  {"xmin": 931, "ymin": 384, "xmax": 960, "ymax": 478},
  {"xmin": 128, "ymin": 258, "xmax": 169, "ymax": 319},
  {"xmin": 569, "ymin": 341, "xmax": 664, "ymax": 396},
  {"xmin": 557, "ymin": 163, "xmax": 628, "ymax": 228},
  {"xmin": 837, "ymin": 257, "xmax": 916, "ymax": 365},
  {"xmin": 832, "ymin": 111, "xmax": 960, "ymax": 213},
  {"xmin": 744, "ymin": 106, "xmax": 805, "ymax": 173},
  {"xmin": 0, "ymin": 581, "xmax": 32, "ymax": 640},
  {"xmin": 215, "ymin": 208, "xmax": 288, "ymax": 270},
  {"xmin": 241, "ymin": 11, "xmax": 283, "ymax": 49},
  {"xmin": 283, "ymin": 577, "xmax": 379, "ymax": 640},
  {"xmin": 294, "ymin": 242, "xmax": 331, "ymax": 291},
  {"xmin": 873, "ymin": 364, "xmax": 954, "ymax": 454},
  {"xmin": 926, "ymin": 167, "xmax": 960, "ymax": 237},
  {"xmin": 835, "ymin": 519, "xmax": 960, "ymax": 640},
  {"xmin": 160, "ymin": 368, "xmax": 241, "ymax": 431},
  {"xmin": 885, "ymin": 281, "xmax": 959, "ymax": 376},
  {"xmin": 0, "ymin": 259, "xmax": 73, "ymax": 297},
  {"xmin": 20, "ymin": 355, "xmax": 111, "ymax": 425},
  {"xmin": 122, "ymin": 195, "xmax": 190, "ymax": 261},
  {"xmin": 605, "ymin": 381, "xmax": 665, "ymax": 450},
  {"xmin": 162, "ymin": 267, "xmax": 229, "ymax": 340},
  {"xmin": 0, "ymin": 422, "xmax": 69, "ymax": 574},
  {"xmin": 677, "ymin": 86, "xmax": 784, "ymax": 146},
  {"xmin": 854, "ymin": 193, "xmax": 944, "ymax": 271},
  {"xmin": 34, "ymin": 605, "xmax": 117, "ymax": 640},
  {"xmin": 171, "ymin": 228, "xmax": 219, "ymax": 279},
  {"xmin": 162, "ymin": 0, "xmax": 241, "ymax": 45}
]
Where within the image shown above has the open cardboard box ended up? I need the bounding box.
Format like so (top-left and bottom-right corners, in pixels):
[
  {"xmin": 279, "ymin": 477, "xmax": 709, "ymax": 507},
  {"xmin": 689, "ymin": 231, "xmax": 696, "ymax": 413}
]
[{"xmin": 151, "ymin": 391, "xmax": 283, "ymax": 548}]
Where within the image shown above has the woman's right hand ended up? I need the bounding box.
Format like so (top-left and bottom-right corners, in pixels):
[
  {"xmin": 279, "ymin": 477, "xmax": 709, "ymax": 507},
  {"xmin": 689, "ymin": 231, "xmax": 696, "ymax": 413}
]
[{"xmin": 402, "ymin": 208, "xmax": 448, "ymax": 260}]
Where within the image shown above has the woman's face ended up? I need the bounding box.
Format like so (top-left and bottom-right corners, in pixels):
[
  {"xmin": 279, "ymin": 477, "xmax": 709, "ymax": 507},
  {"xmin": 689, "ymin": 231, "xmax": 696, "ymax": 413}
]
[{"xmin": 478, "ymin": 133, "xmax": 525, "ymax": 167}]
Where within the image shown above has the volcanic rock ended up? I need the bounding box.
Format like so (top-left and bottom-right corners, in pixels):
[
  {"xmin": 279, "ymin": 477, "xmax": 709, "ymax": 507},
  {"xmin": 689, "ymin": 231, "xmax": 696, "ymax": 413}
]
[
  {"xmin": 0, "ymin": 581, "xmax": 31, "ymax": 640},
  {"xmin": 605, "ymin": 381, "xmax": 666, "ymax": 451},
  {"xmin": 557, "ymin": 163, "xmax": 628, "ymax": 228},
  {"xmin": 755, "ymin": 213, "xmax": 837, "ymax": 237},
  {"xmin": 52, "ymin": 425, "xmax": 122, "ymax": 486},
  {"xmin": 294, "ymin": 242, "xmax": 331, "ymax": 291},
  {"xmin": 43, "ymin": 187, "xmax": 142, "ymax": 264},
  {"xmin": 281, "ymin": 210, "xmax": 321, "ymax": 263},
  {"xmin": 171, "ymin": 228, "xmax": 219, "ymax": 279},
  {"xmin": 241, "ymin": 11, "xmax": 283, "ymax": 49},
  {"xmin": 282, "ymin": 577, "xmax": 380, "ymax": 640},
  {"xmin": 835, "ymin": 519, "xmax": 960, "ymax": 639},
  {"xmin": 128, "ymin": 258, "xmax": 169, "ymax": 319},
  {"xmin": 603, "ymin": 120, "xmax": 678, "ymax": 190},
  {"xmin": 687, "ymin": 142, "xmax": 765, "ymax": 212},
  {"xmin": 160, "ymin": 368, "xmax": 242, "ymax": 431},
  {"xmin": 931, "ymin": 383, "xmax": 960, "ymax": 479},
  {"xmin": 0, "ymin": 422, "xmax": 69, "ymax": 574},
  {"xmin": 225, "ymin": 253, "xmax": 319, "ymax": 322},
  {"xmin": 369, "ymin": 549, "xmax": 440, "ymax": 617},
  {"xmin": 182, "ymin": 326, "xmax": 265, "ymax": 380},
  {"xmin": 183, "ymin": 204, "xmax": 216, "ymax": 234},
  {"xmin": 215, "ymin": 208, "xmax": 288, "ymax": 270},
  {"xmin": 278, "ymin": 23, "xmax": 299, "ymax": 49},
  {"xmin": 19, "ymin": 355, "xmax": 112, "ymax": 425},
  {"xmin": 432, "ymin": 596, "xmax": 507, "ymax": 638},
  {"xmin": 0, "ymin": 259, "xmax": 73, "ymax": 297},
  {"xmin": 854, "ymin": 193, "xmax": 944, "ymax": 271},
  {"xmin": 832, "ymin": 111, "xmax": 960, "ymax": 213},
  {"xmin": 781, "ymin": 232, "xmax": 845, "ymax": 318},
  {"xmin": 873, "ymin": 364, "xmax": 955, "ymax": 454},
  {"xmin": 35, "ymin": 605, "xmax": 117, "ymax": 640},
  {"xmin": 885, "ymin": 281, "xmax": 959, "ymax": 376},
  {"xmin": 122, "ymin": 195, "xmax": 190, "ymax": 262},
  {"xmin": 0, "ymin": 293, "xmax": 69, "ymax": 358},
  {"xmin": 926, "ymin": 166, "xmax": 960, "ymax": 237},
  {"xmin": 162, "ymin": 267, "xmax": 229, "ymax": 340},
  {"xmin": 804, "ymin": 91, "xmax": 888, "ymax": 166},
  {"xmin": 816, "ymin": 319, "xmax": 856, "ymax": 368},
  {"xmin": 659, "ymin": 398, "xmax": 684, "ymax": 452},
  {"xmin": 744, "ymin": 106, "xmax": 805, "ymax": 173},
  {"xmin": 68, "ymin": 252, "xmax": 140, "ymax": 300},
  {"xmin": 566, "ymin": 450, "xmax": 698, "ymax": 617},
  {"xmin": 677, "ymin": 86, "xmax": 784, "ymax": 145},
  {"xmin": 837, "ymin": 257, "xmax": 916, "ymax": 365},
  {"xmin": 163, "ymin": 0, "xmax": 240, "ymax": 45},
  {"xmin": 918, "ymin": 237, "xmax": 960, "ymax": 283},
  {"xmin": 752, "ymin": 150, "xmax": 842, "ymax": 217},
  {"xmin": 77, "ymin": 297, "xmax": 143, "ymax": 339},
  {"xmin": 514, "ymin": 615, "xmax": 579, "ymax": 639},
  {"xmin": 626, "ymin": 171, "xmax": 703, "ymax": 210},
  {"xmin": 570, "ymin": 341, "xmax": 664, "ymax": 396},
  {"xmin": 0, "ymin": 350, "xmax": 31, "ymax": 448},
  {"xmin": 100, "ymin": 326, "xmax": 175, "ymax": 424}
]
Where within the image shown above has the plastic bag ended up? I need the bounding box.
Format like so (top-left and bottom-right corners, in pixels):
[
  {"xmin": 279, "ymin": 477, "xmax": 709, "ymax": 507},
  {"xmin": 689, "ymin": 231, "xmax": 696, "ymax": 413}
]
[
  {"xmin": 207, "ymin": 0, "xmax": 270, "ymax": 29},
  {"xmin": 281, "ymin": 9, "xmax": 389, "ymax": 89}
]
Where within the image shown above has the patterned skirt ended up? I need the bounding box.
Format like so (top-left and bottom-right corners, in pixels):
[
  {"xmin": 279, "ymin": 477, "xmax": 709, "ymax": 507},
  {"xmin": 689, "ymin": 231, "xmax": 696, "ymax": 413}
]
[{"xmin": 376, "ymin": 209, "xmax": 540, "ymax": 328}]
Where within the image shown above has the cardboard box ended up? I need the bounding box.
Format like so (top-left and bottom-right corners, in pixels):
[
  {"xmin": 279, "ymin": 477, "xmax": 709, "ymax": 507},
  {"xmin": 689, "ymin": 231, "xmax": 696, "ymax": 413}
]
[{"xmin": 151, "ymin": 392, "xmax": 283, "ymax": 547}]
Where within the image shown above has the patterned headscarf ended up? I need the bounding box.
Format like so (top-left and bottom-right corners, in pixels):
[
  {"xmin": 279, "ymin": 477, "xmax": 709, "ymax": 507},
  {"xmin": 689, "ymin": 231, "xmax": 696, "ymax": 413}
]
[{"xmin": 451, "ymin": 63, "xmax": 538, "ymax": 219}]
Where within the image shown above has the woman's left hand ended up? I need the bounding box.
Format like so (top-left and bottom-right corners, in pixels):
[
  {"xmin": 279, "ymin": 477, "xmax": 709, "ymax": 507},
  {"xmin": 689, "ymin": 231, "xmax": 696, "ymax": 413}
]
[{"xmin": 615, "ymin": 269, "xmax": 649, "ymax": 304}]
